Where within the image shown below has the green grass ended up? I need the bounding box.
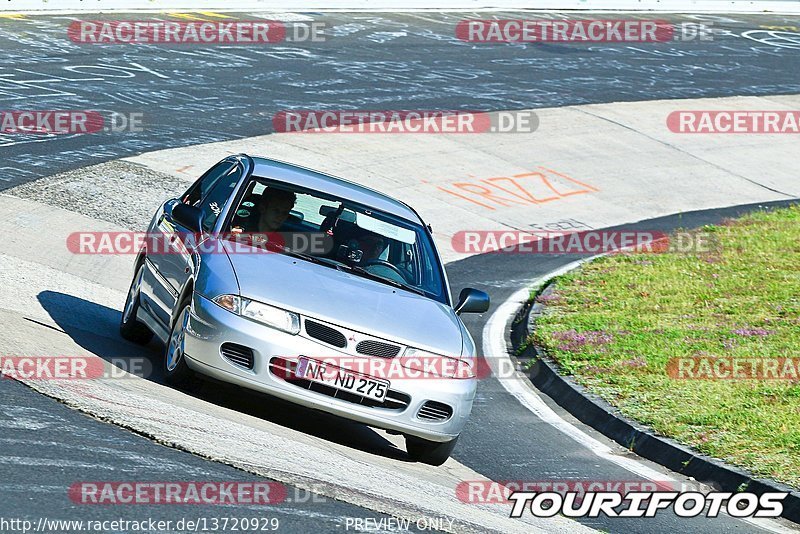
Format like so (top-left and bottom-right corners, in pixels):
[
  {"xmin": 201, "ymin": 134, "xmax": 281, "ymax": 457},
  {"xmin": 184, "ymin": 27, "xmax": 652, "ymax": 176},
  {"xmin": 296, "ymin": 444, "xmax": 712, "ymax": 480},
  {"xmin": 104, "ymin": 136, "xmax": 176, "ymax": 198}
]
[{"xmin": 532, "ymin": 205, "xmax": 800, "ymax": 487}]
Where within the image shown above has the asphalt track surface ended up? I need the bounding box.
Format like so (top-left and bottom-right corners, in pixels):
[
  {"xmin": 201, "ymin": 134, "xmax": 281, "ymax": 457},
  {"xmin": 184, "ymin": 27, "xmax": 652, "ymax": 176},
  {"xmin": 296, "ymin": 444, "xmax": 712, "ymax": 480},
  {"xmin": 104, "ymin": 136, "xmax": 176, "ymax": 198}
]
[
  {"xmin": 449, "ymin": 200, "xmax": 800, "ymax": 533},
  {"xmin": 1, "ymin": 10, "xmax": 800, "ymax": 534},
  {"xmin": 2, "ymin": 11, "xmax": 800, "ymax": 186},
  {"xmin": 1, "ymin": 377, "xmax": 432, "ymax": 534}
]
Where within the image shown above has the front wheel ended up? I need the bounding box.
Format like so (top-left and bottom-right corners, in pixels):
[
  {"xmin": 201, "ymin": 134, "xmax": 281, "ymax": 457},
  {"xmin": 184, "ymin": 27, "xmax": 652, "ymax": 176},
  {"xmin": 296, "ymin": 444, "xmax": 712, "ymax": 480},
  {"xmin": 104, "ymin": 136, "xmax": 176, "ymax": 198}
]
[
  {"xmin": 120, "ymin": 263, "xmax": 153, "ymax": 345},
  {"xmin": 405, "ymin": 435, "xmax": 458, "ymax": 466},
  {"xmin": 164, "ymin": 303, "xmax": 195, "ymax": 389}
]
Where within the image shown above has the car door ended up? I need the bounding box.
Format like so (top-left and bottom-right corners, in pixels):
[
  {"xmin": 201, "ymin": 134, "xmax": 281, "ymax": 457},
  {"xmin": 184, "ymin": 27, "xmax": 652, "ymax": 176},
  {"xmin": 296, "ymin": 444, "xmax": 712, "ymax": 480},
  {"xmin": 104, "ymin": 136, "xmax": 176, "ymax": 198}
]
[{"xmin": 145, "ymin": 159, "xmax": 239, "ymax": 327}]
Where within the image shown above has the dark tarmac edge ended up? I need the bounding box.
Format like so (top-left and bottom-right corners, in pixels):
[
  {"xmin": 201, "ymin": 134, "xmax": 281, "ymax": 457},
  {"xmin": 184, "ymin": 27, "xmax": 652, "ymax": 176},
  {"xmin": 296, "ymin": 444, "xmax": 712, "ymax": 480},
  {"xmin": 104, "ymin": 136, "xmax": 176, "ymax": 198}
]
[
  {"xmin": 1, "ymin": 374, "xmax": 450, "ymax": 534},
  {"xmin": 511, "ymin": 198, "xmax": 800, "ymax": 525}
]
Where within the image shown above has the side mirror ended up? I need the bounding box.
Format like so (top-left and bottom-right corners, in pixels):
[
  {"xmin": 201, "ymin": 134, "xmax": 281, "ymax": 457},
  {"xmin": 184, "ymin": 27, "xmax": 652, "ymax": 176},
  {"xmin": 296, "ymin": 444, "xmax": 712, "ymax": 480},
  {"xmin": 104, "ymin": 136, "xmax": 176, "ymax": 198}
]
[
  {"xmin": 454, "ymin": 288, "xmax": 490, "ymax": 314},
  {"xmin": 172, "ymin": 203, "xmax": 204, "ymax": 233}
]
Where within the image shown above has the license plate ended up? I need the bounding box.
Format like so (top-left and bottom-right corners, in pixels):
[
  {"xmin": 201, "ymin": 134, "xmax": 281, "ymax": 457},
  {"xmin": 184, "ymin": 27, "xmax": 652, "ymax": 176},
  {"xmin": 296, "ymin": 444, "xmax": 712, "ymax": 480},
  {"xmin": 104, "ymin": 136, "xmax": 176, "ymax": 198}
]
[{"xmin": 296, "ymin": 357, "xmax": 389, "ymax": 402}]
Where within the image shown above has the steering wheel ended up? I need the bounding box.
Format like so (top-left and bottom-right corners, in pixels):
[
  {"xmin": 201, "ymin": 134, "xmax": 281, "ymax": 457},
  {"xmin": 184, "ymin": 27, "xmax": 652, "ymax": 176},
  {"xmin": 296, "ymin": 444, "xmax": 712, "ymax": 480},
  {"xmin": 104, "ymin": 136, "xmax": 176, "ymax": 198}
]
[{"xmin": 362, "ymin": 259, "xmax": 409, "ymax": 284}]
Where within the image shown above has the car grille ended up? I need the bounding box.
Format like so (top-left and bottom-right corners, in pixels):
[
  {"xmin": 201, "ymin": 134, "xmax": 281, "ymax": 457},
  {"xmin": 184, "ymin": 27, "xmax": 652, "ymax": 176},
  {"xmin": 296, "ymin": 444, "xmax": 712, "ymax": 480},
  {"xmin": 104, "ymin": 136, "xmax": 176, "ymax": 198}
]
[
  {"xmin": 416, "ymin": 401, "xmax": 453, "ymax": 422},
  {"xmin": 356, "ymin": 339, "xmax": 400, "ymax": 359},
  {"xmin": 220, "ymin": 343, "xmax": 254, "ymax": 370},
  {"xmin": 268, "ymin": 357, "xmax": 410, "ymax": 411},
  {"xmin": 304, "ymin": 320, "xmax": 347, "ymax": 348}
]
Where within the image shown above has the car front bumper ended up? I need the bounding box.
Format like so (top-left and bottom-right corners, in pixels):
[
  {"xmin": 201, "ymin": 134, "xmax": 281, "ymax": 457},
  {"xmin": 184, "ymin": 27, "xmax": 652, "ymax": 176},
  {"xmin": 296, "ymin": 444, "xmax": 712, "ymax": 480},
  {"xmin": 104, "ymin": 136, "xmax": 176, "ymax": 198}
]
[{"xmin": 183, "ymin": 293, "xmax": 476, "ymax": 442}]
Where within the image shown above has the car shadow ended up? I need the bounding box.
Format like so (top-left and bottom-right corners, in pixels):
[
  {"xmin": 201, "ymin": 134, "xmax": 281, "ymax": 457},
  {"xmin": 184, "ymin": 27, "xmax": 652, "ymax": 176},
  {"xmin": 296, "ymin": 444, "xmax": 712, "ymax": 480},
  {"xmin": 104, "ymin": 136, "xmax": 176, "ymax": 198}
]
[{"xmin": 37, "ymin": 290, "xmax": 409, "ymax": 462}]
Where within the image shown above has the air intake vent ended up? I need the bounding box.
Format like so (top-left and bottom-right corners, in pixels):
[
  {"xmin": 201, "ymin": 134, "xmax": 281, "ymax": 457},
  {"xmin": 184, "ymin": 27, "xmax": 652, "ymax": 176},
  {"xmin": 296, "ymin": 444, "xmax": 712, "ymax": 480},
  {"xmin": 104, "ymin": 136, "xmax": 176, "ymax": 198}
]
[
  {"xmin": 221, "ymin": 343, "xmax": 254, "ymax": 370},
  {"xmin": 417, "ymin": 401, "xmax": 453, "ymax": 422},
  {"xmin": 305, "ymin": 320, "xmax": 347, "ymax": 348},
  {"xmin": 356, "ymin": 339, "xmax": 400, "ymax": 359}
]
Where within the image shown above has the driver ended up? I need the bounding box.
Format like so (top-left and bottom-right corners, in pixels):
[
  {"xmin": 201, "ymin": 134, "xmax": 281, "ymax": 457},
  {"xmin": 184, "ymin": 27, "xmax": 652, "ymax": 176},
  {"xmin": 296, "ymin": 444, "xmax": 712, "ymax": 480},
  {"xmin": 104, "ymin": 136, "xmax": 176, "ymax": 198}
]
[
  {"xmin": 355, "ymin": 231, "xmax": 387, "ymax": 263},
  {"xmin": 256, "ymin": 188, "xmax": 297, "ymax": 232}
]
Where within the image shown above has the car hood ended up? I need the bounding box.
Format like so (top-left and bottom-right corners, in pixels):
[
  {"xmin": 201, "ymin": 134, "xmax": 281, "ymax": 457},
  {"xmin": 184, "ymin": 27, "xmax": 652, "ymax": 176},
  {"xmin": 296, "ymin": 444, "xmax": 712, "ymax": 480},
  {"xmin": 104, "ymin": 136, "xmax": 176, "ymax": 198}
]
[{"xmin": 222, "ymin": 245, "xmax": 463, "ymax": 355}]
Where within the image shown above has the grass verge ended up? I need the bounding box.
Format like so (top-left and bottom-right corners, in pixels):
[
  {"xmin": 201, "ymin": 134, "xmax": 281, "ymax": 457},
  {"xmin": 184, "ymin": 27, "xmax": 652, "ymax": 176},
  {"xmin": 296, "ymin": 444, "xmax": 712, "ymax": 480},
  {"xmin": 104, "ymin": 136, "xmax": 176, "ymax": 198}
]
[{"xmin": 532, "ymin": 205, "xmax": 800, "ymax": 487}]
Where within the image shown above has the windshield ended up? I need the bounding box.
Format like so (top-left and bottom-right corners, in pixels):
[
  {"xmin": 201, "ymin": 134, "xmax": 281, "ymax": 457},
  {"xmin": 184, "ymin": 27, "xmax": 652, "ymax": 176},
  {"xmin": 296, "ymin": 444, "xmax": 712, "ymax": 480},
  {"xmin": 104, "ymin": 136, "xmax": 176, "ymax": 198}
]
[{"xmin": 223, "ymin": 176, "xmax": 448, "ymax": 304}]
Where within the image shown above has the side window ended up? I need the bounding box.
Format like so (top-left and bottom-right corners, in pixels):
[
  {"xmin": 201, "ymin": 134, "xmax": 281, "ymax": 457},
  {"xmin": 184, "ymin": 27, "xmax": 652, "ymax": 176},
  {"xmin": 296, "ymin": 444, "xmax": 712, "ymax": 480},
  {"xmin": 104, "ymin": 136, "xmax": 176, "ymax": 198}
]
[
  {"xmin": 198, "ymin": 164, "xmax": 243, "ymax": 232},
  {"xmin": 182, "ymin": 161, "xmax": 235, "ymax": 207},
  {"xmin": 393, "ymin": 241, "xmax": 417, "ymax": 282},
  {"xmin": 417, "ymin": 241, "xmax": 436, "ymax": 290}
]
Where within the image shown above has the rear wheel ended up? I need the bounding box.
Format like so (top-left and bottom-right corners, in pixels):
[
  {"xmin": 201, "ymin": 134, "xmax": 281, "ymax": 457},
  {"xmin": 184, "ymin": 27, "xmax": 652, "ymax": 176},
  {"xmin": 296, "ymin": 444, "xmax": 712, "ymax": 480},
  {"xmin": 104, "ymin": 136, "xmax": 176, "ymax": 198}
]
[
  {"xmin": 164, "ymin": 303, "xmax": 195, "ymax": 389},
  {"xmin": 120, "ymin": 263, "xmax": 153, "ymax": 345},
  {"xmin": 405, "ymin": 435, "xmax": 458, "ymax": 466}
]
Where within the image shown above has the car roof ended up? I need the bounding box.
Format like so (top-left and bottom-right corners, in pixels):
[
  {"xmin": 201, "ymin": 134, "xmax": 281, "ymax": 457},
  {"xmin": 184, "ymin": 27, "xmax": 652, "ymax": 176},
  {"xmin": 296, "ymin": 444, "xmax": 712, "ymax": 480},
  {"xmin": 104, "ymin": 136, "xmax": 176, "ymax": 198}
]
[{"xmin": 249, "ymin": 156, "xmax": 421, "ymax": 224}]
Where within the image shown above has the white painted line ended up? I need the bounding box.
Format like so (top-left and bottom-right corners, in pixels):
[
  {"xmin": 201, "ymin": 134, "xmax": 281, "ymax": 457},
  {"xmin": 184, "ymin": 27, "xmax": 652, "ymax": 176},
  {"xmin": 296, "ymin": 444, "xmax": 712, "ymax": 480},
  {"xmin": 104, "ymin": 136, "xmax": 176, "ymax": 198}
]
[
  {"xmin": 482, "ymin": 259, "xmax": 791, "ymax": 533},
  {"xmin": 0, "ymin": 185, "xmax": 596, "ymax": 534},
  {"xmin": 0, "ymin": 201, "xmax": 590, "ymax": 534},
  {"xmin": 482, "ymin": 260, "xmax": 674, "ymax": 478}
]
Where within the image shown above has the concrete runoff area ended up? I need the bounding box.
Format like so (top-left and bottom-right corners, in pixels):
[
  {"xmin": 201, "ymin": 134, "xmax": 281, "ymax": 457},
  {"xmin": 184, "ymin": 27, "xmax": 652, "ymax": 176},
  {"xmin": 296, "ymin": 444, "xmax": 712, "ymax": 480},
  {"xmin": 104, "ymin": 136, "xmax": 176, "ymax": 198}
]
[
  {"xmin": 0, "ymin": 194, "xmax": 580, "ymax": 533},
  {"xmin": 2, "ymin": 94, "xmax": 799, "ymax": 532},
  {"xmin": 121, "ymin": 94, "xmax": 799, "ymax": 263}
]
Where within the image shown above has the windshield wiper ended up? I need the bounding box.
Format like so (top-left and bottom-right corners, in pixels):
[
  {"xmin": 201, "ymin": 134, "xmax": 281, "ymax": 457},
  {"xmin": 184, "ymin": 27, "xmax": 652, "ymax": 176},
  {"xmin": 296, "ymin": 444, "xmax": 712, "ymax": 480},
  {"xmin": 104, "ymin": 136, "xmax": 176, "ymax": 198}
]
[
  {"xmin": 347, "ymin": 266, "xmax": 427, "ymax": 297},
  {"xmin": 278, "ymin": 248, "xmax": 348, "ymax": 271}
]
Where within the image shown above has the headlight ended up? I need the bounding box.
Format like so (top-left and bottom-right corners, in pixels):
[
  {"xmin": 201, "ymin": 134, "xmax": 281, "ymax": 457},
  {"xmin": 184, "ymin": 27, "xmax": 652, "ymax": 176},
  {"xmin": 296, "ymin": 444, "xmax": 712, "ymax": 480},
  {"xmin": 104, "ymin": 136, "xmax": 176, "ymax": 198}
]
[
  {"xmin": 212, "ymin": 294, "xmax": 300, "ymax": 335},
  {"xmin": 242, "ymin": 299, "xmax": 301, "ymax": 334},
  {"xmin": 400, "ymin": 347, "xmax": 475, "ymax": 379}
]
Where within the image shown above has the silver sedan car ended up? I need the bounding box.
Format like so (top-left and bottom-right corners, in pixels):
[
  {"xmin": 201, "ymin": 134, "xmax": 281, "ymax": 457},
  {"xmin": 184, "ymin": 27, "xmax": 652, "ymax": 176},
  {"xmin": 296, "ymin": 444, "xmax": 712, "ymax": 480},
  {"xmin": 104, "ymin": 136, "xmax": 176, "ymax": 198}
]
[{"xmin": 120, "ymin": 154, "xmax": 489, "ymax": 465}]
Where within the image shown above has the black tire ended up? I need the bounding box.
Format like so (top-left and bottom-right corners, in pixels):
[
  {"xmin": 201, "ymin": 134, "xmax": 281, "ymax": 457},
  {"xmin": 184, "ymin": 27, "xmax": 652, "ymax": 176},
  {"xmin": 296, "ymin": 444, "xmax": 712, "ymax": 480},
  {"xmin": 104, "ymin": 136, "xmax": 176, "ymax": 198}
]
[
  {"xmin": 120, "ymin": 263, "xmax": 154, "ymax": 345},
  {"xmin": 405, "ymin": 435, "xmax": 458, "ymax": 466},
  {"xmin": 163, "ymin": 302, "xmax": 195, "ymax": 389}
]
